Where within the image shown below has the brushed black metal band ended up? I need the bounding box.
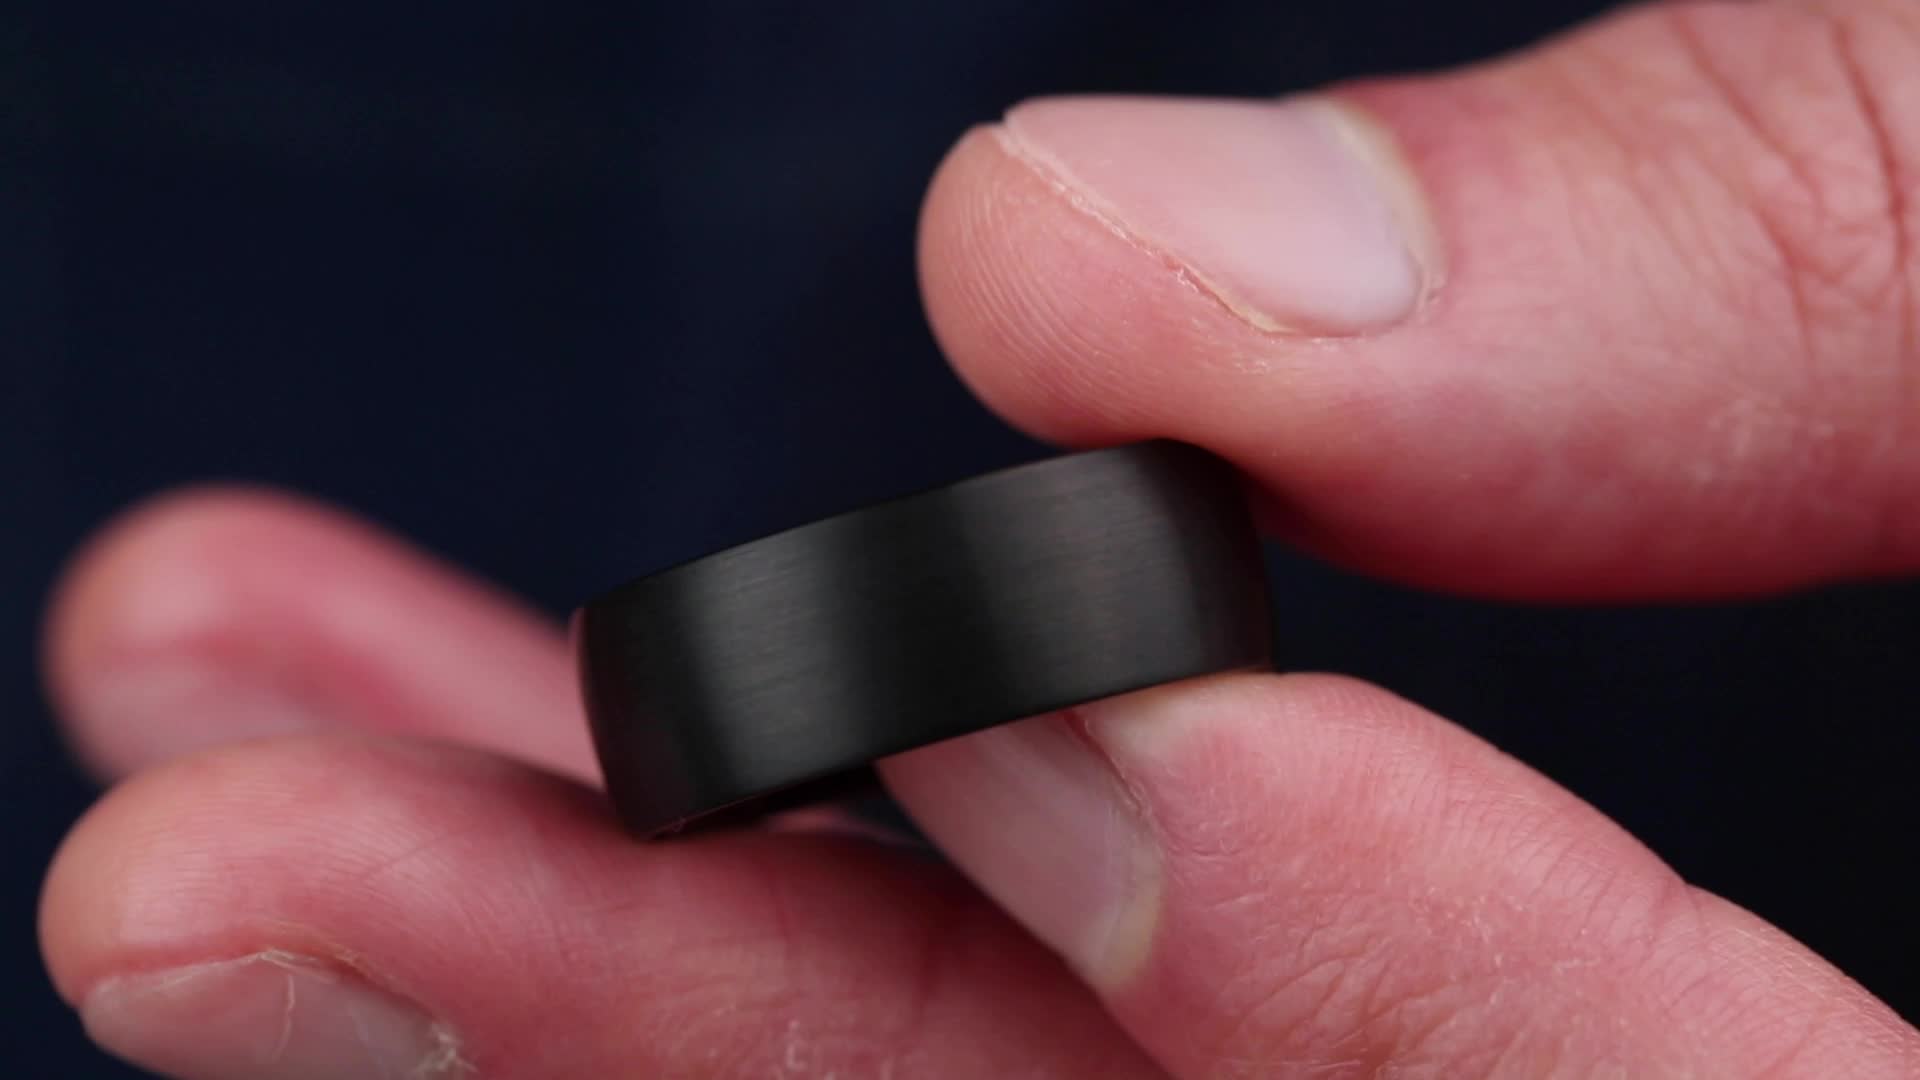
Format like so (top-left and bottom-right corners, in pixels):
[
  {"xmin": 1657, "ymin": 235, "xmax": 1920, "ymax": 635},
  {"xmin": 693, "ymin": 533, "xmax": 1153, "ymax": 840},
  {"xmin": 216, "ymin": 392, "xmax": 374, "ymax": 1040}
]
[{"xmin": 574, "ymin": 440, "xmax": 1273, "ymax": 837}]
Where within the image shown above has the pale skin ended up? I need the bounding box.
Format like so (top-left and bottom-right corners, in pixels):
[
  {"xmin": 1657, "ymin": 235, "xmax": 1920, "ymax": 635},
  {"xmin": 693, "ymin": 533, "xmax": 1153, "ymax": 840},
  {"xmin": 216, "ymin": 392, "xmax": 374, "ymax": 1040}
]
[{"xmin": 37, "ymin": 0, "xmax": 1920, "ymax": 1075}]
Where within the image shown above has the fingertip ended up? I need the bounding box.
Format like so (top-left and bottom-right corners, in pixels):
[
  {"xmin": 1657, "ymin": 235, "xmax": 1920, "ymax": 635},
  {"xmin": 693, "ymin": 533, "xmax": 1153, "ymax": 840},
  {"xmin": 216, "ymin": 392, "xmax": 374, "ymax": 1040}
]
[
  {"xmin": 43, "ymin": 486, "xmax": 338, "ymax": 776},
  {"xmin": 916, "ymin": 118, "xmax": 1246, "ymax": 448},
  {"xmin": 40, "ymin": 735, "xmax": 291, "ymax": 1006},
  {"xmin": 39, "ymin": 733, "xmax": 549, "ymax": 1007},
  {"xmin": 41, "ymin": 484, "xmax": 591, "ymax": 782},
  {"xmin": 47, "ymin": 487, "xmax": 415, "ymax": 685},
  {"xmin": 48, "ymin": 487, "xmax": 247, "ymax": 688},
  {"xmin": 914, "ymin": 122, "xmax": 1065, "ymax": 439},
  {"xmin": 912, "ymin": 107, "xmax": 1457, "ymax": 576},
  {"xmin": 40, "ymin": 772, "xmax": 126, "ymax": 1006}
]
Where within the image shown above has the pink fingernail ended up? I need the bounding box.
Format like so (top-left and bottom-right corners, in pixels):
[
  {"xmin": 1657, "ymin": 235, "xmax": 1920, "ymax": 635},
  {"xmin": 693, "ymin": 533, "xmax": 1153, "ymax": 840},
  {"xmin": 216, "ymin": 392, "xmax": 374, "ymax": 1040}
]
[
  {"xmin": 82, "ymin": 951, "xmax": 470, "ymax": 1079},
  {"xmin": 1000, "ymin": 95, "xmax": 1436, "ymax": 334},
  {"xmin": 884, "ymin": 714, "xmax": 1161, "ymax": 988}
]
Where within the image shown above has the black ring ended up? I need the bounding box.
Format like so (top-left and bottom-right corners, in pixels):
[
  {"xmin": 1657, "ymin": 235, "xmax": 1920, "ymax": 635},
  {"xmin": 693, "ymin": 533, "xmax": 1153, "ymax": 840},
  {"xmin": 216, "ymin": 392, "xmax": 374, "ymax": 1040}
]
[{"xmin": 574, "ymin": 439, "xmax": 1273, "ymax": 837}]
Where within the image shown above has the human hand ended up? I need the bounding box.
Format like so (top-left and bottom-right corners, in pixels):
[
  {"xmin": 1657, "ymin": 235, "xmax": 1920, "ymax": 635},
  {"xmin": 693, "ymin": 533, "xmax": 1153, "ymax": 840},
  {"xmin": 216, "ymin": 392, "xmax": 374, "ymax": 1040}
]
[{"xmin": 41, "ymin": 0, "xmax": 1920, "ymax": 1075}]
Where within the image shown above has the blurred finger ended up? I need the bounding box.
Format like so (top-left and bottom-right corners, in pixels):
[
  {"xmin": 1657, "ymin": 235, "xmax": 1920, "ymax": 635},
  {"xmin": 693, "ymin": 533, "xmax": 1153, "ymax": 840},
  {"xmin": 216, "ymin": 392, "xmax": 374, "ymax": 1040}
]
[{"xmin": 43, "ymin": 487, "xmax": 590, "ymax": 781}]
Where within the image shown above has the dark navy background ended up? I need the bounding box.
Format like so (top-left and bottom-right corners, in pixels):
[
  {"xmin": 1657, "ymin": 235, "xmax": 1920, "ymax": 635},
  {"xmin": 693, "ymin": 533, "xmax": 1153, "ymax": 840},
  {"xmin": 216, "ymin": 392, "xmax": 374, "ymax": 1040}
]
[{"xmin": 7, "ymin": 3, "xmax": 1917, "ymax": 1074}]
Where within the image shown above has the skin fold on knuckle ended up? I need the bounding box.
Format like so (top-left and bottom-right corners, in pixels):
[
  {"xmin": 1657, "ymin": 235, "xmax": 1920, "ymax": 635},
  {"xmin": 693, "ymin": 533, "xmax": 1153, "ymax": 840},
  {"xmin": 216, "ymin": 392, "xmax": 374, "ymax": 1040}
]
[
  {"xmin": 1166, "ymin": 887, "xmax": 1669, "ymax": 1078},
  {"xmin": 1536, "ymin": 0, "xmax": 1920, "ymax": 567},
  {"xmin": 1099, "ymin": 681, "xmax": 1721, "ymax": 1075}
]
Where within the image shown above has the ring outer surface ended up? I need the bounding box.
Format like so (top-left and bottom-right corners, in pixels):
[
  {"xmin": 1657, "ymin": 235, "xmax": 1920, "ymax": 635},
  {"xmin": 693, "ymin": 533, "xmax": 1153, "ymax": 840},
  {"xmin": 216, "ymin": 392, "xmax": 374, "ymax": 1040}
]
[{"xmin": 575, "ymin": 440, "xmax": 1273, "ymax": 837}]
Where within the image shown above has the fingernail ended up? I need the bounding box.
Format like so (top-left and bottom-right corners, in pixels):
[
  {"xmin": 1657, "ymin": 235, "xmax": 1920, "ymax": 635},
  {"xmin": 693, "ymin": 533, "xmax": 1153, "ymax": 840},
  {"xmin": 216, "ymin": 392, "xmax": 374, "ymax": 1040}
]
[
  {"xmin": 999, "ymin": 95, "xmax": 1437, "ymax": 334},
  {"xmin": 82, "ymin": 951, "xmax": 470, "ymax": 1079},
  {"xmin": 882, "ymin": 713, "xmax": 1161, "ymax": 988},
  {"xmin": 67, "ymin": 666, "xmax": 325, "ymax": 774}
]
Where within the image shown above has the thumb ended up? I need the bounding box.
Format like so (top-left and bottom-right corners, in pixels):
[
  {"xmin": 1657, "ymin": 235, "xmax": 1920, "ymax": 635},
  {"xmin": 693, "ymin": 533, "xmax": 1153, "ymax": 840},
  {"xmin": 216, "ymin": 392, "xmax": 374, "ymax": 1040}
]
[
  {"xmin": 917, "ymin": 0, "xmax": 1920, "ymax": 598},
  {"xmin": 891, "ymin": 2, "xmax": 1920, "ymax": 1076}
]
